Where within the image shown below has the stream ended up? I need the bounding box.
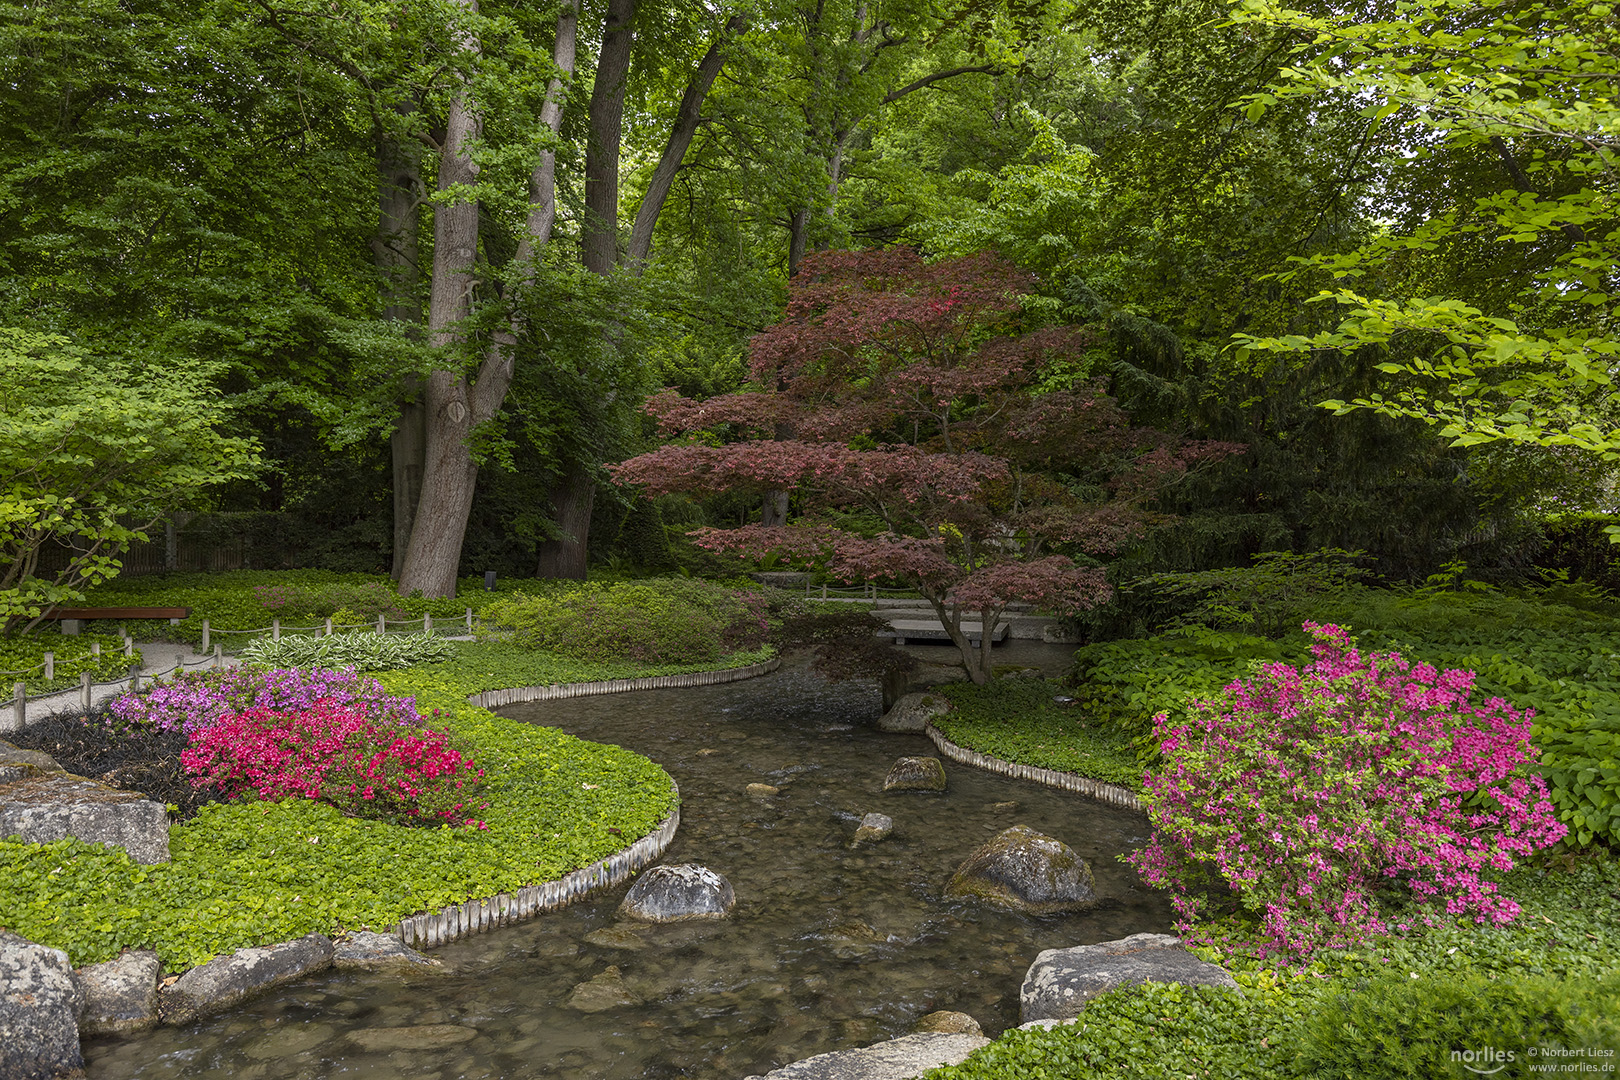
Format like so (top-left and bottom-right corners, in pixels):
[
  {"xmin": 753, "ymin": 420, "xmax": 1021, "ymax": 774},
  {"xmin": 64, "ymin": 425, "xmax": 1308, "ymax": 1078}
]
[{"xmin": 83, "ymin": 646, "xmax": 1173, "ymax": 1079}]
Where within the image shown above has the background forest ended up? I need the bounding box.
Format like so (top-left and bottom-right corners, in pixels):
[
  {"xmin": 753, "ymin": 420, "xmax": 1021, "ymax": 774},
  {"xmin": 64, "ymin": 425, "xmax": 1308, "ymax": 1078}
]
[{"xmin": 2, "ymin": 0, "xmax": 1615, "ymax": 607}]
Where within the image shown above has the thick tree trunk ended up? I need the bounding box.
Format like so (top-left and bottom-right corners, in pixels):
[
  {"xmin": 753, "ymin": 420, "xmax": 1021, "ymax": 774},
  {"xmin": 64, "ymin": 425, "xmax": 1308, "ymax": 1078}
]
[
  {"xmin": 537, "ymin": 0, "xmax": 633, "ymax": 579},
  {"xmin": 397, "ymin": 2, "xmax": 483, "ymax": 599},
  {"xmin": 787, "ymin": 207, "xmax": 810, "ymax": 276},
  {"xmin": 582, "ymin": 0, "xmax": 636, "ymax": 276},
  {"xmin": 535, "ymin": 470, "xmax": 596, "ymax": 579},
  {"xmin": 626, "ymin": 15, "xmax": 746, "ymax": 268}
]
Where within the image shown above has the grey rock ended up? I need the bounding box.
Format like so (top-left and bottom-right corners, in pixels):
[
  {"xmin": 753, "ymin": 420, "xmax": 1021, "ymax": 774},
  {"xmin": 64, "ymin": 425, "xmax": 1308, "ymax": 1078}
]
[
  {"xmin": 1020, "ymin": 933, "xmax": 1239, "ymax": 1023},
  {"xmin": 747, "ymin": 783, "xmax": 781, "ymax": 798},
  {"xmin": 619, "ymin": 864, "xmax": 735, "ymax": 923},
  {"xmin": 347, "ymin": 1023, "xmax": 478, "ymax": 1051},
  {"xmin": 0, "ymin": 932, "xmax": 83, "ymax": 1080},
  {"xmin": 914, "ymin": 1011, "xmax": 982, "ymax": 1036},
  {"xmin": 882, "ymin": 757, "xmax": 946, "ymax": 793},
  {"xmin": 875, "ymin": 692, "xmax": 950, "ymax": 734},
  {"xmin": 743, "ymin": 1032, "xmax": 988, "ymax": 1080},
  {"xmin": 566, "ymin": 965, "xmax": 640, "ymax": 1013},
  {"xmin": 880, "ymin": 663, "xmax": 968, "ymax": 710},
  {"xmin": 0, "ymin": 740, "xmax": 63, "ymax": 774},
  {"xmin": 945, "ymin": 825, "xmax": 1094, "ymax": 914},
  {"xmin": 0, "ymin": 773, "xmax": 169, "ymax": 864},
  {"xmin": 332, "ymin": 932, "xmax": 442, "ymax": 975},
  {"xmin": 75, "ymin": 949, "xmax": 161, "ymax": 1036},
  {"xmin": 159, "ymin": 933, "xmax": 334, "ymax": 1025},
  {"xmin": 852, "ymin": 812, "xmax": 893, "ymax": 845}
]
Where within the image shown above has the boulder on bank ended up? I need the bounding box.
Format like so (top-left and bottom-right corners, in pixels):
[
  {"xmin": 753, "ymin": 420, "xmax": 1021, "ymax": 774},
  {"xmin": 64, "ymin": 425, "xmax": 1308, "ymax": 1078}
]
[
  {"xmin": 945, "ymin": 825, "xmax": 1094, "ymax": 914},
  {"xmin": 76, "ymin": 949, "xmax": 162, "ymax": 1036},
  {"xmin": 1020, "ymin": 933, "xmax": 1239, "ymax": 1023},
  {"xmin": 882, "ymin": 757, "xmax": 946, "ymax": 792},
  {"xmin": 881, "ymin": 663, "xmax": 968, "ymax": 711},
  {"xmin": 159, "ymin": 933, "xmax": 335, "ymax": 1025},
  {"xmin": 332, "ymin": 931, "xmax": 443, "ymax": 975},
  {"xmin": 875, "ymin": 693, "xmax": 950, "ymax": 734},
  {"xmin": 914, "ymin": 1010, "xmax": 982, "ymax": 1036},
  {"xmin": 0, "ymin": 932, "xmax": 83, "ymax": 1080},
  {"xmin": 0, "ymin": 773, "xmax": 170, "ymax": 864},
  {"xmin": 618, "ymin": 863, "xmax": 735, "ymax": 923},
  {"xmin": 742, "ymin": 1032, "xmax": 988, "ymax": 1079}
]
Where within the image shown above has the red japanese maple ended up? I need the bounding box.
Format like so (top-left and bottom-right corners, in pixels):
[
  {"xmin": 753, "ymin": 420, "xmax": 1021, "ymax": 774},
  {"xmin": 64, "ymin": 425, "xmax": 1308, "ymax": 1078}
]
[{"xmin": 611, "ymin": 249, "xmax": 1238, "ymax": 682}]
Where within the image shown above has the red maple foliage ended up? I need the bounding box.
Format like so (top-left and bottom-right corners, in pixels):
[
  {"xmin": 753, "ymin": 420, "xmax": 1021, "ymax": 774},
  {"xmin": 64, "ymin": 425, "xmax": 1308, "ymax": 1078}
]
[{"xmin": 611, "ymin": 248, "xmax": 1240, "ymax": 682}]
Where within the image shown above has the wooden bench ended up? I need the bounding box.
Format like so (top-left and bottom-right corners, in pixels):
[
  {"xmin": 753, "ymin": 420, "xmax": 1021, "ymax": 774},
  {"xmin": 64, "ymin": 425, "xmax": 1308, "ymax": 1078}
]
[{"xmin": 41, "ymin": 607, "xmax": 192, "ymax": 635}]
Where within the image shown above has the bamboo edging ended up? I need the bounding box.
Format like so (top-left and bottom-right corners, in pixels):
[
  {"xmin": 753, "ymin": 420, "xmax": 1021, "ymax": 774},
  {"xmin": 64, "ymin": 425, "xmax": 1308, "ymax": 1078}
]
[
  {"xmin": 393, "ymin": 656, "xmax": 782, "ymax": 950},
  {"xmin": 923, "ymin": 723, "xmax": 1145, "ymax": 812}
]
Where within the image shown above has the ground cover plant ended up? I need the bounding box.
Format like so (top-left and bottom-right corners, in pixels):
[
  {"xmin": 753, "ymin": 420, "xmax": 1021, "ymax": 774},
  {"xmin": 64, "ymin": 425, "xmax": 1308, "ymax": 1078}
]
[
  {"xmin": 0, "ymin": 631, "xmax": 142, "ymax": 696},
  {"xmin": 932, "ymin": 677, "xmax": 1142, "ymax": 792}
]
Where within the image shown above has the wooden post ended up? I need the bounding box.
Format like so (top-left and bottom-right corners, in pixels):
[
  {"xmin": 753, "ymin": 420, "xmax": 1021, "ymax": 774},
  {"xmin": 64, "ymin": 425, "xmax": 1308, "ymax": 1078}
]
[
  {"xmin": 324, "ymin": 617, "xmax": 333, "ymax": 637},
  {"xmin": 213, "ymin": 644, "xmax": 223, "ymax": 669},
  {"xmin": 376, "ymin": 614, "xmax": 385, "ymax": 636},
  {"xmin": 123, "ymin": 636, "xmax": 133, "ymax": 658},
  {"xmin": 12, "ymin": 682, "xmax": 23, "ymax": 730},
  {"xmin": 43, "ymin": 652, "xmax": 53, "ymax": 682},
  {"xmin": 423, "ymin": 612, "xmax": 432, "ymax": 634},
  {"xmin": 465, "ymin": 607, "xmax": 473, "ymax": 632},
  {"xmin": 91, "ymin": 641, "xmax": 101, "ymax": 657},
  {"xmin": 80, "ymin": 671, "xmax": 92, "ymax": 712},
  {"xmin": 821, "ymin": 583, "xmax": 827, "ymax": 600},
  {"xmin": 201, "ymin": 619, "xmax": 210, "ymax": 653},
  {"xmin": 130, "ymin": 670, "xmax": 141, "ymax": 691},
  {"xmin": 272, "ymin": 618, "xmax": 280, "ymax": 642}
]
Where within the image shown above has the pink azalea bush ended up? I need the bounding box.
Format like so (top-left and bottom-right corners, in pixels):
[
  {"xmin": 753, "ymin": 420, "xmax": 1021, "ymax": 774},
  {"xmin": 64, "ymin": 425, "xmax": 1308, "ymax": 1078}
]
[
  {"xmin": 1128, "ymin": 622, "xmax": 1566, "ymax": 955},
  {"xmin": 180, "ymin": 701, "xmax": 485, "ymax": 827}
]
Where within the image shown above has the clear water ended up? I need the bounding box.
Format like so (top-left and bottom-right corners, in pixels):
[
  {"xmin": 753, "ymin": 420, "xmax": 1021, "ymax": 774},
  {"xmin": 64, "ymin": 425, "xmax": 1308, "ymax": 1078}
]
[{"xmin": 84, "ymin": 650, "xmax": 1172, "ymax": 1079}]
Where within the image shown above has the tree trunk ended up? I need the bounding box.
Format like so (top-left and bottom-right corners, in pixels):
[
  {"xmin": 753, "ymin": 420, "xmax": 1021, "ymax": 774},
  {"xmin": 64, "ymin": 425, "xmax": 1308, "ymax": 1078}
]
[
  {"xmin": 537, "ymin": 0, "xmax": 633, "ymax": 579},
  {"xmin": 787, "ymin": 207, "xmax": 810, "ymax": 276},
  {"xmin": 535, "ymin": 469, "xmax": 597, "ymax": 579},
  {"xmin": 582, "ymin": 0, "xmax": 636, "ymax": 276},
  {"xmin": 396, "ymin": 1, "xmax": 483, "ymax": 599},
  {"xmin": 373, "ymin": 127, "xmax": 427, "ymax": 579},
  {"xmin": 626, "ymin": 14, "xmax": 746, "ymax": 268}
]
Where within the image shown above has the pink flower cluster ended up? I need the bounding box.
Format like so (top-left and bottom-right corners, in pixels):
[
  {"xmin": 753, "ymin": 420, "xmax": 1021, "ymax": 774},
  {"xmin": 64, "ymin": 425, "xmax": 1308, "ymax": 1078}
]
[
  {"xmin": 109, "ymin": 667, "xmax": 418, "ymax": 736},
  {"xmin": 180, "ymin": 701, "xmax": 486, "ymax": 827},
  {"xmin": 1128, "ymin": 622, "xmax": 1566, "ymax": 955}
]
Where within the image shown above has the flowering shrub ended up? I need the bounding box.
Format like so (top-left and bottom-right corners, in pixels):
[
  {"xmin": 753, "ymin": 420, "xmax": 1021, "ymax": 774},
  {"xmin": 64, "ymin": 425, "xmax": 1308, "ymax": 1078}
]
[
  {"xmin": 180, "ymin": 702, "xmax": 485, "ymax": 826},
  {"xmin": 1128, "ymin": 622, "xmax": 1566, "ymax": 955},
  {"xmin": 109, "ymin": 667, "xmax": 419, "ymax": 737}
]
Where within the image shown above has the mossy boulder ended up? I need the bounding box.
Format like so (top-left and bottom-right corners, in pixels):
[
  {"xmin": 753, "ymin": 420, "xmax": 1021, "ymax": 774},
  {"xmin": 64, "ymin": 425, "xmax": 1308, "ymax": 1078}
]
[
  {"xmin": 883, "ymin": 756, "xmax": 946, "ymax": 792},
  {"xmin": 945, "ymin": 825, "xmax": 1095, "ymax": 914},
  {"xmin": 618, "ymin": 863, "xmax": 735, "ymax": 923}
]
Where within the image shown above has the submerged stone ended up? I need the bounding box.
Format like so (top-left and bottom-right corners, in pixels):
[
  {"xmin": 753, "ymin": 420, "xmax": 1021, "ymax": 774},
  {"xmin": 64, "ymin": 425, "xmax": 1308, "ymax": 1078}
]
[
  {"xmin": 566, "ymin": 965, "xmax": 641, "ymax": 1013},
  {"xmin": 945, "ymin": 825, "xmax": 1094, "ymax": 914},
  {"xmin": 746, "ymin": 783, "xmax": 780, "ymax": 798},
  {"xmin": 348, "ymin": 1023, "xmax": 478, "ymax": 1051},
  {"xmin": 882, "ymin": 757, "xmax": 946, "ymax": 792},
  {"xmin": 583, "ymin": 926, "xmax": 649, "ymax": 951},
  {"xmin": 619, "ymin": 863, "xmax": 735, "ymax": 923},
  {"xmin": 914, "ymin": 1011, "xmax": 982, "ymax": 1036}
]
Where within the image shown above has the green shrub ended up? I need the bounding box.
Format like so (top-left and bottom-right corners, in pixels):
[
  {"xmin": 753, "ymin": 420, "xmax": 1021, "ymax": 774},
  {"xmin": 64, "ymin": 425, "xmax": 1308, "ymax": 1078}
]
[
  {"xmin": 1291, "ymin": 970, "xmax": 1620, "ymax": 1078},
  {"xmin": 478, "ymin": 577, "xmax": 768, "ymax": 664},
  {"xmin": 236, "ymin": 631, "xmax": 456, "ymax": 671},
  {"xmin": 0, "ymin": 632, "xmax": 140, "ymax": 695},
  {"xmin": 253, "ymin": 580, "xmax": 407, "ymax": 620}
]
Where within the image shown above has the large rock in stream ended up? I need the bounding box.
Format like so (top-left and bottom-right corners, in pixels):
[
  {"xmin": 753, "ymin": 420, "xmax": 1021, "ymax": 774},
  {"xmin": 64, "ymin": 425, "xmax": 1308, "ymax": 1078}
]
[
  {"xmin": 1021, "ymin": 934, "xmax": 1238, "ymax": 1022},
  {"xmin": 882, "ymin": 757, "xmax": 946, "ymax": 792},
  {"xmin": 945, "ymin": 825, "xmax": 1094, "ymax": 914},
  {"xmin": 618, "ymin": 863, "xmax": 735, "ymax": 923},
  {"xmin": 0, "ymin": 932, "xmax": 83, "ymax": 1080}
]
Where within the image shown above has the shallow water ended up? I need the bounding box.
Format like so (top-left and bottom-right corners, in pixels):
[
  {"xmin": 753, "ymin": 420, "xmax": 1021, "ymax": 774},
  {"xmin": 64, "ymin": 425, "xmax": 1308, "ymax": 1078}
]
[{"xmin": 84, "ymin": 650, "xmax": 1172, "ymax": 1079}]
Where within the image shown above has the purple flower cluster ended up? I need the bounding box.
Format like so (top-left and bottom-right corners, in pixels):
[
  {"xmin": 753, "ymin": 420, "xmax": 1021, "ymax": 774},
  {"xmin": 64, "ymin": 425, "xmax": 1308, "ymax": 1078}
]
[
  {"xmin": 1128, "ymin": 622, "xmax": 1566, "ymax": 956},
  {"xmin": 109, "ymin": 667, "xmax": 419, "ymax": 737}
]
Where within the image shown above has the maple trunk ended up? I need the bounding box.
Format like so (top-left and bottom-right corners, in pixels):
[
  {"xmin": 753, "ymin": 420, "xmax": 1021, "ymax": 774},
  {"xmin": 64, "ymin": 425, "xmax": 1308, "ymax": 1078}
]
[{"xmin": 373, "ymin": 126, "xmax": 426, "ymax": 580}]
